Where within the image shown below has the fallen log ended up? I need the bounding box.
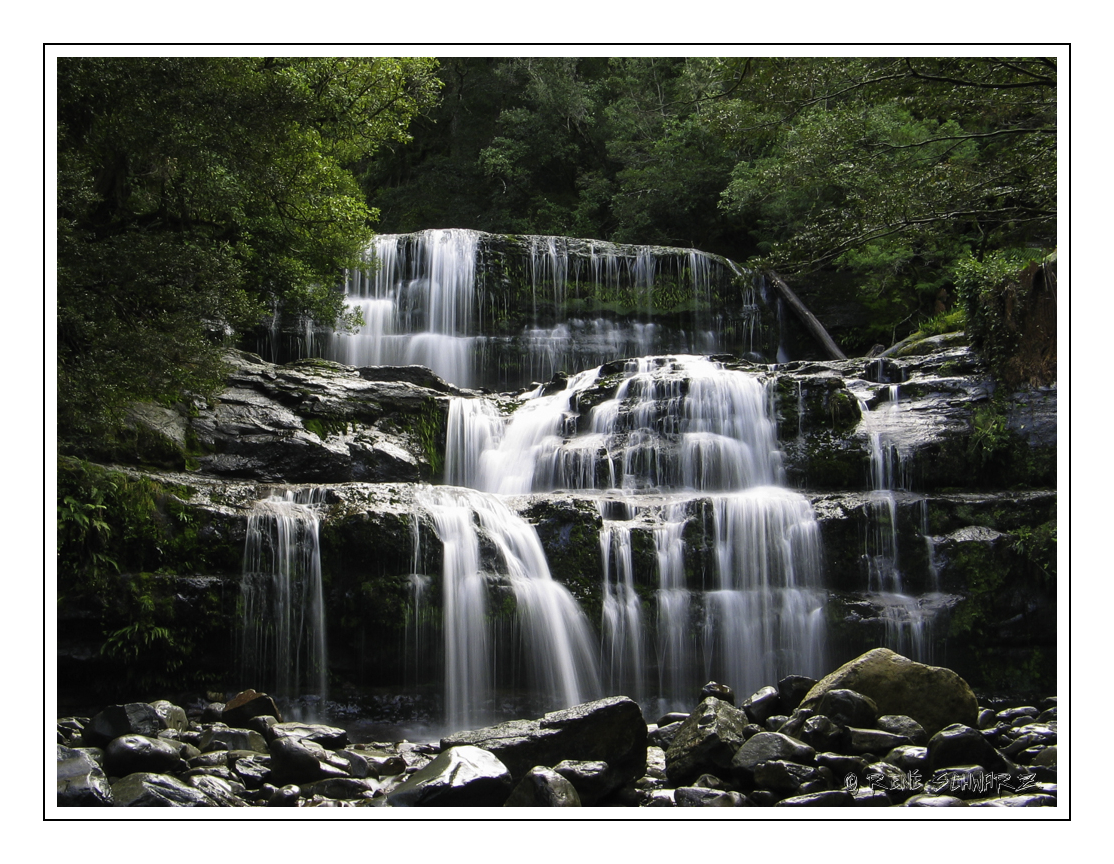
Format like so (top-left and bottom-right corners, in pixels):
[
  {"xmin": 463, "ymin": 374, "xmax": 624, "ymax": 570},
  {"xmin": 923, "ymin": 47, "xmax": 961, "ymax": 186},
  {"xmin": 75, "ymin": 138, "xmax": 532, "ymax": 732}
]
[{"xmin": 768, "ymin": 272, "xmax": 847, "ymax": 361}]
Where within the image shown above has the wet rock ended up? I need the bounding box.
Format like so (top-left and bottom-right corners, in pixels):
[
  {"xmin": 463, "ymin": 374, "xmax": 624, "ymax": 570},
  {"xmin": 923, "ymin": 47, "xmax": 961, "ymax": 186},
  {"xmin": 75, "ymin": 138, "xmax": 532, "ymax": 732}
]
[
  {"xmin": 111, "ymin": 772, "xmax": 218, "ymax": 807},
  {"xmin": 816, "ymin": 752, "xmax": 869, "ymax": 783},
  {"xmin": 198, "ymin": 725, "xmax": 269, "ymax": 754},
  {"xmin": 664, "ymin": 697, "xmax": 749, "ymax": 787},
  {"xmin": 268, "ymin": 736, "xmax": 347, "ymax": 786},
  {"xmin": 883, "ymin": 745, "xmax": 928, "ymax": 772},
  {"xmin": 504, "ymin": 766, "xmax": 582, "ymax": 806},
  {"xmin": 150, "ymin": 700, "xmax": 189, "ymax": 732},
  {"xmin": 764, "ymin": 714, "xmax": 790, "ymax": 732},
  {"xmin": 801, "ymin": 648, "xmax": 978, "ymax": 736},
  {"xmin": 441, "ymin": 696, "xmax": 647, "ymax": 792},
  {"xmin": 301, "ymin": 777, "xmax": 380, "ymax": 800},
  {"xmin": 795, "ymin": 715, "xmax": 848, "ymax": 753},
  {"xmin": 553, "ymin": 760, "xmax": 614, "ymax": 806},
  {"xmin": 269, "ymin": 721, "xmax": 349, "ymax": 750},
  {"xmin": 877, "ymin": 714, "xmax": 927, "ymax": 746},
  {"xmin": 222, "ymin": 690, "xmax": 283, "ymax": 727},
  {"xmin": 700, "ymin": 681, "xmax": 736, "ymax": 706},
  {"xmin": 187, "ymin": 775, "xmax": 249, "ymax": 806},
  {"xmin": 903, "ymin": 794, "xmax": 967, "ymax": 807},
  {"xmin": 267, "ymin": 784, "xmax": 301, "ymax": 807},
  {"xmin": 753, "ymin": 760, "xmax": 823, "ymax": 794},
  {"xmin": 845, "ymin": 728, "xmax": 911, "ymax": 756},
  {"xmin": 997, "ymin": 706, "xmax": 1038, "ymax": 724},
  {"xmin": 862, "ymin": 762, "xmax": 920, "ymax": 803},
  {"xmin": 648, "ymin": 721, "xmax": 684, "ymax": 750},
  {"xmin": 968, "ymin": 794, "xmax": 1057, "ymax": 807},
  {"xmin": 230, "ymin": 753, "xmax": 271, "ymax": 788},
  {"xmin": 804, "ymin": 689, "xmax": 878, "ymax": 729},
  {"xmin": 83, "ymin": 702, "xmax": 162, "ymax": 747},
  {"xmin": 777, "ymin": 675, "xmax": 817, "ymax": 715},
  {"xmin": 675, "ymin": 787, "xmax": 750, "ymax": 807},
  {"xmin": 656, "ymin": 712, "xmax": 689, "ymax": 727},
  {"xmin": 388, "ymin": 745, "xmax": 513, "ymax": 807},
  {"xmin": 925, "ymin": 765, "xmax": 991, "ymax": 799},
  {"xmin": 852, "ymin": 788, "xmax": 892, "ymax": 806},
  {"xmin": 731, "ymin": 732, "xmax": 816, "ymax": 783},
  {"xmin": 105, "ymin": 734, "xmax": 187, "ymax": 777},
  {"xmin": 927, "ymin": 724, "xmax": 1009, "ymax": 772},
  {"xmin": 774, "ymin": 790, "xmax": 853, "ymax": 807},
  {"xmin": 57, "ymin": 745, "xmax": 114, "ymax": 807},
  {"xmin": 742, "ymin": 686, "xmax": 781, "ymax": 724}
]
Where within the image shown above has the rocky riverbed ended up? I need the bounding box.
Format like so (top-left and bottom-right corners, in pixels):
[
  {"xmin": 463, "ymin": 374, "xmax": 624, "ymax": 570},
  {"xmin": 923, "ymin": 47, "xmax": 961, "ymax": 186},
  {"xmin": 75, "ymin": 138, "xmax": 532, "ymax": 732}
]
[{"xmin": 56, "ymin": 649, "xmax": 1057, "ymax": 809}]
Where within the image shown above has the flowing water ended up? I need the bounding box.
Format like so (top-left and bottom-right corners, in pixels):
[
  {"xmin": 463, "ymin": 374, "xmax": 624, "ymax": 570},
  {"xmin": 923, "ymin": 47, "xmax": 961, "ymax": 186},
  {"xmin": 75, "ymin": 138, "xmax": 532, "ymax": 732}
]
[{"xmin": 240, "ymin": 489, "xmax": 328, "ymax": 714}]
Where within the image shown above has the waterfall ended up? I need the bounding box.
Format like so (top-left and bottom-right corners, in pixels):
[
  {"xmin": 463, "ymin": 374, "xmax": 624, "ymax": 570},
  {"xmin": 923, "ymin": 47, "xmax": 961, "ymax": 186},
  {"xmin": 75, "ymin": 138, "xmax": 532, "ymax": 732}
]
[
  {"xmin": 319, "ymin": 231, "xmax": 767, "ymax": 391},
  {"xmin": 327, "ymin": 229, "xmax": 481, "ymax": 387},
  {"xmin": 444, "ymin": 353, "xmax": 828, "ymax": 718},
  {"xmin": 856, "ymin": 372, "xmax": 935, "ymax": 662},
  {"xmin": 240, "ymin": 489, "xmax": 327, "ymax": 712},
  {"xmin": 415, "ymin": 487, "xmax": 601, "ymax": 730}
]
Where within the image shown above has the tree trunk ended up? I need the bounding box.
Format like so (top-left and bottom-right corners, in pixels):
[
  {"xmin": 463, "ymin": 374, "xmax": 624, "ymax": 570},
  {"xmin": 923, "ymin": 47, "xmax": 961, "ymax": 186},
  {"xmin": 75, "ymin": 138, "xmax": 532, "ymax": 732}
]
[{"xmin": 768, "ymin": 272, "xmax": 847, "ymax": 361}]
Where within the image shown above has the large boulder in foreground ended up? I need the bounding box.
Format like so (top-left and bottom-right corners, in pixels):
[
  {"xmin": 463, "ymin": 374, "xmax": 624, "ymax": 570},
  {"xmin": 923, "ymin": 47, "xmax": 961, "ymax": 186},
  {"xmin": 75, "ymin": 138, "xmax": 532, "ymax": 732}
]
[
  {"xmin": 800, "ymin": 649, "xmax": 977, "ymax": 737},
  {"xmin": 387, "ymin": 745, "xmax": 512, "ymax": 807},
  {"xmin": 440, "ymin": 696, "xmax": 647, "ymax": 795}
]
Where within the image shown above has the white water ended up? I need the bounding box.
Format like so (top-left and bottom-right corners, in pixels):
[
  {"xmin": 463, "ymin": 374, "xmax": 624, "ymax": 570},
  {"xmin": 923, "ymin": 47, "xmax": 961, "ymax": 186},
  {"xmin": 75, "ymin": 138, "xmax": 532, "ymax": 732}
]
[
  {"xmin": 240, "ymin": 489, "xmax": 328, "ymax": 711},
  {"xmin": 445, "ymin": 353, "xmax": 829, "ymax": 717}
]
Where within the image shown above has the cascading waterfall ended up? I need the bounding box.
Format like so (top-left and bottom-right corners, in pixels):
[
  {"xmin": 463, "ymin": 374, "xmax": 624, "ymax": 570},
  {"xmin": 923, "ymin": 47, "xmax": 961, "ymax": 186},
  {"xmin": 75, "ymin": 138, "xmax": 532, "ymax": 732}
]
[
  {"xmin": 856, "ymin": 368, "xmax": 935, "ymax": 662},
  {"xmin": 327, "ymin": 229, "xmax": 481, "ymax": 387},
  {"xmin": 414, "ymin": 486, "xmax": 601, "ymax": 730},
  {"xmin": 446, "ymin": 353, "xmax": 828, "ymax": 718},
  {"xmin": 240, "ymin": 489, "xmax": 328, "ymax": 713},
  {"xmin": 320, "ymin": 230, "xmax": 764, "ymax": 391}
]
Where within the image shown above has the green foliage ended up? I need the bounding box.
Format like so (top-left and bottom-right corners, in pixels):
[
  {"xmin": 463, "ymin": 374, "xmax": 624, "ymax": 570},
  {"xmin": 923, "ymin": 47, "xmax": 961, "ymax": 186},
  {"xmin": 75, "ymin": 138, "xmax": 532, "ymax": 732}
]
[
  {"xmin": 58, "ymin": 57, "xmax": 440, "ymax": 442},
  {"xmin": 955, "ymin": 249, "xmax": 1056, "ymax": 386}
]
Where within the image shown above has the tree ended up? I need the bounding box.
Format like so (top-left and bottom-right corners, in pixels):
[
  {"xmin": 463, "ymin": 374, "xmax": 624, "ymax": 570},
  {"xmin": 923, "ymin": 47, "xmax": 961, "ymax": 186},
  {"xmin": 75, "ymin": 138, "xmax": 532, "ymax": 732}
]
[{"xmin": 57, "ymin": 56, "xmax": 440, "ymax": 443}]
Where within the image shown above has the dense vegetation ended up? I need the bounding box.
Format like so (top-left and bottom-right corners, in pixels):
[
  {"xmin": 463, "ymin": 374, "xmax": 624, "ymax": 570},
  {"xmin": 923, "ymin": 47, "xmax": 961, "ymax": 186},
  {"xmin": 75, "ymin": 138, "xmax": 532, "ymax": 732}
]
[
  {"xmin": 56, "ymin": 56, "xmax": 1056, "ymax": 444},
  {"xmin": 57, "ymin": 57, "xmax": 440, "ymax": 445}
]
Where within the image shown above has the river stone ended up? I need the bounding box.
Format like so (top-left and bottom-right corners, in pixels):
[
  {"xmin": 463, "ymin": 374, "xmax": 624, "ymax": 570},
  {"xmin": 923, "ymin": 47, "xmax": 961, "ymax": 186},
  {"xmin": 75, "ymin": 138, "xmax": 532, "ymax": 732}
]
[
  {"xmin": 969, "ymin": 794, "xmax": 1057, "ymax": 807},
  {"xmin": 773, "ymin": 790, "xmax": 853, "ymax": 807},
  {"xmin": 805, "ymin": 689, "xmax": 878, "ymax": 728},
  {"xmin": 903, "ymin": 794, "xmax": 968, "ymax": 807},
  {"xmin": 700, "ymin": 681, "xmax": 736, "ymax": 706},
  {"xmin": 441, "ymin": 696, "xmax": 647, "ymax": 790},
  {"xmin": 664, "ymin": 697, "xmax": 749, "ymax": 786},
  {"xmin": 112, "ymin": 772, "xmax": 218, "ymax": 807},
  {"xmin": 301, "ymin": 777, "xmax": 380, "ymax": 800},
  {"xmin": 742, "ymin": 686, "xmax": 781, "ymax": 724},
  {"xmin": 268, "ymin": 784, "xmax": 302, "ymax": 807},
  {"xmin": 553, "ymin": 760, "xmax": 614, "ymax": 806},
  {"xmin": 188, "ymin": 775, "xmax": 249, "ymax": 806},
  {"xmin": 796, "ymin": 715, "xmax": 848, "ymax": 753},
  {"xmin": 504, "ymin": 766, "xmax": 582, "ymax": 806},
  {"xmin": 221, "ymin": 690, "xmax": 283, "ymax": 727},
  {"xmin": 927, "ymin": 724, "xmax": 1009, "ymax": 772},
  {"xmin": 753, "ymin": 759, "xmax": 821, "ymax": 794},
  {"xmin": 150, "ymin": 700, "xmax": 189, "ymax": 732},
  {"xmin": 83, "ymin": 702, "xmax": 162, "ymax": 747},
  {"xmin": 199, "ymin": 725, "xmax": 269, "ymax": 754},
  {"xmin": 269, "ymin": 736, "xmax": 347, "ymax": 786},
  {"xmin": 105, "ymin": 734, "xmax": 186, "ymax": 777},
  {"xmin": 388, "ymin": 745, "xmax": 513, "ymax": 807},
  {"xmin": 777, "ymin": 675, "xmax": 817, "ymax": 715},
  {"xmin": 883, "ymin": 745, "xmax": 928, "ymax": 772},
  {"xmin": 57, "ymin": 745, "xmax": 114, "ymax": 806},
  {"xmin": 800, "ymin": 648, "xmax": 978, "ymax": 736},
  {"xmin": 845, "ymin": 727, "xmax": 912, "ymax": 756},
  {"xmin": 231, "ymin": 753, "xmax": 271, "ymax": 788},
  {"xmin": 877, "ymin": 714, "xmax": 927, "ymax": 746},
  {"xmin": 731, "ymin": 732, "xmax": 816, "ymax": 782},
  {"xmin": 270, "ymin": 721, "xmax": 349, "ymax": 750},
  {"xmin": 675, "ymin": 787, "xmax": 750, "ymax": 807}
]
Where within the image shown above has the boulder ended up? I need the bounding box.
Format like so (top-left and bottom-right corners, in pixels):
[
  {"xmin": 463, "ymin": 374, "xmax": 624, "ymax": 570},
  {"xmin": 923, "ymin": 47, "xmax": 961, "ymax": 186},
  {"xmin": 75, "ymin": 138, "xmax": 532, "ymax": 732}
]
[
  {"xmin": 198, "ymin": 725, "xmax": 269, "ymax": 754},
  {"xmin": 504, "ymin": 766, "xmax": 582, "ymax": 807},
  {"xmin": 877, "ymin": 714, "xmax": 928, "ymax": 746},
  {"xmin": 221, "ymin": 690, "xmax": 283, "ymax": 727},
  {"xmin": 111, "ymin": 772, "xmax": 218, "ymax": 807},
  {"xmin": 926, "ymin": 724, "xmax": 1010, "ymax": 772},
  {"xmin": 800, "ymin": 648, "xmax": 977, "ymax": 736},
  {"xmin": 774, "ymin": 790, "xmax": 853, "ymax": 807},
  {"xmin": 104, "ymin": 734, "xmax": 186, "ymax": 777},
  {"xmin": 150, "ymin": 700, "xmax": 189, "ymax": 732},
  {"xmin": 700, "ymin": 681, "xmax": 735, "ymax": 706},
  {"xmin": 269, "ymin": 721, "xmax": 349, "ymax": 750},
  {"xmin": 741, "ymin": 686, "xmax": 780, "ymax": 724},
  {"xmin": 268, "ymin": 736, "xmax": 347, "ymax": 786},
  {"xmin": 441, "ymin": 696, "xmax": 647, "ymax": 791},
  {"xmin": 387, "ymin": 745, "xmax": 513, "ymax": 807},
  {"xmin": 805, "ymin": 689, "xmax": 878, "ymax": 729},
  {"xmin": 664, "ymin": 697, "xmax": 750, "ymax": 787},
  {"xmin": 57, "ymin": 745, "xmax": 114, "ymax": 807},
  {"xmin": 675, "ymin": 787, "xmax": 750, "ymax": 807},
  {"xmin": 731, "ymin": 732, "xmax": 816, "ymax": 783},
  {"xmin": 82, "ymin": 703, "xmax": 162, "ymax": 747},
  {"xmin": 777, "ymin": 675, "xmax": 818, "ymax": 715},
  {"xmin": 552, "ymin": 760, "xmax": 615, "ymax": 806}
]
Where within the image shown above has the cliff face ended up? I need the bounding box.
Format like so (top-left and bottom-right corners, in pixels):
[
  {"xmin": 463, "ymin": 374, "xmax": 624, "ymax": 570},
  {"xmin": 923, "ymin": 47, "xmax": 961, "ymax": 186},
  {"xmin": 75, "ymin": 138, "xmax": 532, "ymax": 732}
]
[{"xmin": 57, "ymin": 326, "xmax": 1057, "ymax": 711}]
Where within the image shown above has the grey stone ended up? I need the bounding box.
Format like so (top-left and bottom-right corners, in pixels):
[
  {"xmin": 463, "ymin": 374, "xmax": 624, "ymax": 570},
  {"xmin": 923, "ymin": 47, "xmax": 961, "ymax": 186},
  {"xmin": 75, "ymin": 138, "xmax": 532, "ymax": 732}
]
[
  {"xmin": 845, "ymin": 727, "xmax": 912, "ymax": 756},
  {"xmin": 388, "ymin": 745, "xmax": 512, "ymax": 807},
  {"xmin": 664, "ymin": 697, "xmax": 750, "ymax": 786},
  {"xmin": 104, "ymin": 734, "xmax": 186, "ymax": 777},
  {"xmin": 198, "ymin": 725, "xmax": 269, "ymax": 754},
  {"xmin": 83, "ymin": 703, "xmax": 162, "ymax": 747},
  {"xmin": 112, "ymin": 772, "xmax": 218, "ymax": 807},
  {"xmin": 742, "ymin": 686, "xmax": 781, "ymax": 725},
  {"xmin": 57, "ymin": 745, "xmax": 114, "ymax": 807},
  {"xmin": 553, "ymin": 760, "xmax": 614, "ymax": 806},
  {"xmin": 441, "ymin": 696, "xmax": 647, "ymax": 791},
  {"xmin": 269, "ymin": 721, "xmax": 349, "ymax": 750},
  {"xmin": 675, "ymin": 787, "xmax": 750, "ymax": 807},
  {"xmin": 927, "ymin": 724, "xmax": 1009, "ymax": 772},
  {"xmin": 774, "ymin": 790, "xmax": 853, "ymax": 807},
  {"xmin": 877, "ymin": 714, "xmax": 927, "ymax": 746},
  {"xmin": 150, "ymin": 700, "xmax": 189, "ymax": 732},
  {"xmin": 504, "ymin": 766, "xmax": 582, "ymax": 806},
  {"xmin": 731, "ymin": 732, "xmax": 816, "ymax": 782}
]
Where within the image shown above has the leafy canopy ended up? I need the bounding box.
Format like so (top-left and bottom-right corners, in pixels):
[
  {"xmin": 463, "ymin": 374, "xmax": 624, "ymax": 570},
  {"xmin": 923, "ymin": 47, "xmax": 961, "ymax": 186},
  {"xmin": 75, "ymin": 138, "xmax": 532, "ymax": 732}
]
[{"xmin": 57, "ymin": 56, "xmax": 440, "ymax": 442}]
